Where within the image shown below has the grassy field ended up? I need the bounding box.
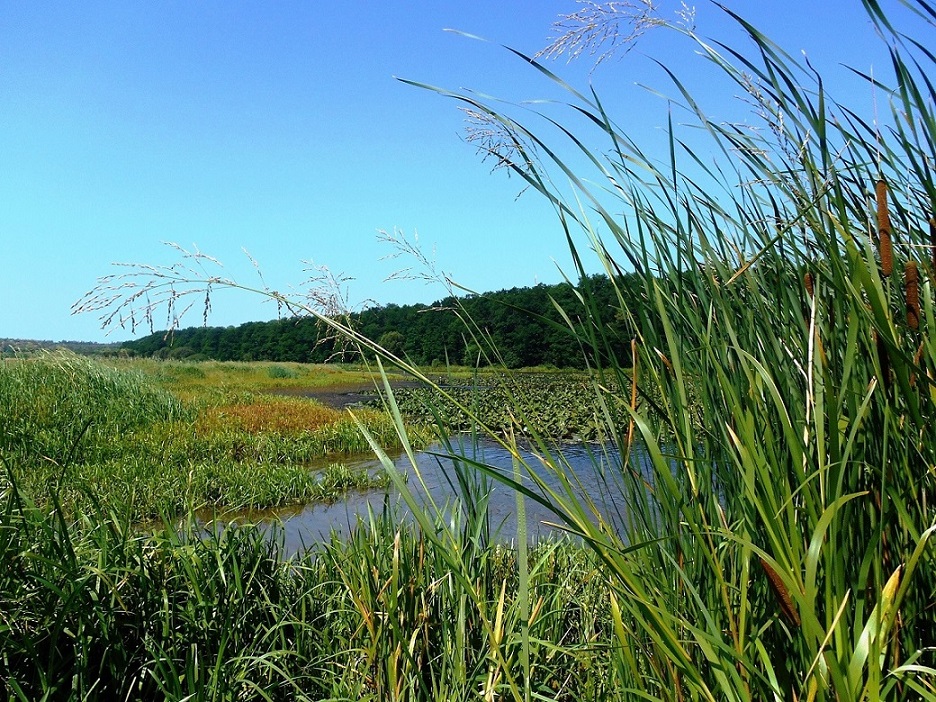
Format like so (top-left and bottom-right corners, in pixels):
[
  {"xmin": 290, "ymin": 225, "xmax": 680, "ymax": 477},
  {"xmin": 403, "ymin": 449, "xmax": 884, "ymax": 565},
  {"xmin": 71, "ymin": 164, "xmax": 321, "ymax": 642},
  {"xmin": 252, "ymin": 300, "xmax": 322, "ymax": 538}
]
[
  {"xmin": 0, "ymin": 485, "xmax": 614, "ymax": 700},
  {"xmin": 1, "ymin": 355, "xmax": 617, "ymax": 700},
  {"xmin": 0, "ymin": 353, "xmax": 422, "ymax": 519}
]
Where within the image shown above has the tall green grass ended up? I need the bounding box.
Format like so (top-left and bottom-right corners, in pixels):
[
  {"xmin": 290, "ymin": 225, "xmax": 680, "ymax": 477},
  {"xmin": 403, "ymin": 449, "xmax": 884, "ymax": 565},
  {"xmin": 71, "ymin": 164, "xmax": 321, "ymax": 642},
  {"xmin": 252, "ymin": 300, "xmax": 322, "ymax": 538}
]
[
  {"xmin": 388, "ymin": 2, "xmax": 936, "ymax": 698},
  {"xmin": 0, "ymin": 470, "xmax": 613, "ymax": 699},
  {"xmin": 0, "ymin": 353, "xmax": 408, "ymax": 518},
  {"xmin": 0, "ymin": 351, "xmax": 189, "ymax": 466}
]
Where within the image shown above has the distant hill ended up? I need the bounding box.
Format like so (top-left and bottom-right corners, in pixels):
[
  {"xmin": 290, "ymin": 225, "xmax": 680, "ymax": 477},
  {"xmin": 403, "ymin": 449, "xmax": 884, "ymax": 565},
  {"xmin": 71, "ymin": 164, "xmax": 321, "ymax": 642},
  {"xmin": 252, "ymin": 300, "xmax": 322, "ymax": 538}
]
[{"xmin": 119, "ymin": 274, "xmax": 640, "ymax": 369}]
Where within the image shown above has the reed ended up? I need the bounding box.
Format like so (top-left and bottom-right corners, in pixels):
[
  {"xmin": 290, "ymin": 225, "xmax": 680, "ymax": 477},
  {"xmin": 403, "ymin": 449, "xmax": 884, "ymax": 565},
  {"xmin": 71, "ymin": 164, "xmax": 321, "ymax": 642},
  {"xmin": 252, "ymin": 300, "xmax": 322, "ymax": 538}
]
[
  {"xmin": 384, "ymin": 2, "xmax": 936, "ymax": 697},
  {"xmin": 0, "ymin": 469, "xmax": 614, "ymax": 700},
  {"xmin": 930, "ymin": 217, "xmax": 936, "ymax": 273}
]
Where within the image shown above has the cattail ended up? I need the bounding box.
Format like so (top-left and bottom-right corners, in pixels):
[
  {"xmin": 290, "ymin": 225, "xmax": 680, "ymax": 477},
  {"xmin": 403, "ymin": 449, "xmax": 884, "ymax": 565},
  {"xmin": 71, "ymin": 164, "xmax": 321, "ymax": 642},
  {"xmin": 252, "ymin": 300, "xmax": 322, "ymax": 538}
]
[
  {"xmin": 906, "ymin": 261, "xmax": 920, "ymax": 330},
  {"xmin": 759, "ymin": 557, "xmax": 801, "ymax": 627},
  {"xmin": 803, "ymin": 271, "xmax": 814, "ymax": 298},
  {"xmin": 627, "ymin": 338, "xmax": 638, "ymax": 450},
  {"xmin": 876, "ymin": 179, "xmax": 893, "ymax": 276}
]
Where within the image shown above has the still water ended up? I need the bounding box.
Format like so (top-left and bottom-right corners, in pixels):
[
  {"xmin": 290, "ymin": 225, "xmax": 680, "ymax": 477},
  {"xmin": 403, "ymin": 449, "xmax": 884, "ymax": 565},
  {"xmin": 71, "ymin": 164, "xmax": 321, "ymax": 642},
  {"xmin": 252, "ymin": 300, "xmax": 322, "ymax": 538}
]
[{"xmin": 205, "ymin": 438, "xmax": 647, "ymax": 554}]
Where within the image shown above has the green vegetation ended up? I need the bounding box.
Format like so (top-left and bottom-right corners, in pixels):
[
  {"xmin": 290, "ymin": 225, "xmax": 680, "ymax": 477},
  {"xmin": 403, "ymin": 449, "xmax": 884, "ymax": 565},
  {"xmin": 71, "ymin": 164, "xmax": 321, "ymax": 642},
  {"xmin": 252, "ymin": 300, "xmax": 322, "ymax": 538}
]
[
  {"xmin": 396, "ymin": 1, "xmax": 936, "ymax": 697},
  {"xmin": 0, "ymin": 485, "xmax": 609, "ymax": 700},
  {"xmin": 110, "ymin": 356, "xmax": 406, "ymax": 398},
  {"xmin": 6, "ymin": 2, "xmax": 936, "ymax": 700},
  {"xmin": 1, "ymin": 337, "xmax": 123, "ymax": 358},
  {"xmin": 383, "ymin": 371, "xmax": 692, "ymax": 441},
  {"xmin": 0, "ymin": 353, "xmax": 413, "ymax": 519}
]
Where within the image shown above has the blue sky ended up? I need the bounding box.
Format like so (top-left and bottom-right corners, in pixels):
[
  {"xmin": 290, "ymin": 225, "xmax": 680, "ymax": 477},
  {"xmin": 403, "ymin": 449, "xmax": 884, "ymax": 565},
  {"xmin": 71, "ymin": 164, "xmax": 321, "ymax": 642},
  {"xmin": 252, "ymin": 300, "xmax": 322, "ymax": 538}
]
[{"xmin": 1, "ymin": 1, "xmax": 925, "ymax": 342}]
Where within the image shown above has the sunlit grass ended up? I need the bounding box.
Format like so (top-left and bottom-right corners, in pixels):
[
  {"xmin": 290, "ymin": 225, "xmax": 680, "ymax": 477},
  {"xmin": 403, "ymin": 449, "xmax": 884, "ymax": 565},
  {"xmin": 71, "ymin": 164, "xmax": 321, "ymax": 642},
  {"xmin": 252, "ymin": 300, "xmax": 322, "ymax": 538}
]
[
  {"xmin": 198, "ymin": 395, "xmax": 343, "ymax": 434},
  {"xmin": 0, "ymin": 479, "xmax": 612, "ymax": 700},
  {"xmin": 0, "ymin": 353, "xmax": 422, "ymax": 519},
  {"xmin": 114, "ymin": 357, "xmax": 407, "ymax": 399}
]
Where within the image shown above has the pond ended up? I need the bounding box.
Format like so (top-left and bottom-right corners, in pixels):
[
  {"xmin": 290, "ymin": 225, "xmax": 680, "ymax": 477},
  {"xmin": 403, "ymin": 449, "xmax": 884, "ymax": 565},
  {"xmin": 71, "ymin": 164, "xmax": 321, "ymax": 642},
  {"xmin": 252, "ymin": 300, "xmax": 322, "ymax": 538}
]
[{"xmin": 204, "ymin": 437, "xmax": 651, "ymax": 554}]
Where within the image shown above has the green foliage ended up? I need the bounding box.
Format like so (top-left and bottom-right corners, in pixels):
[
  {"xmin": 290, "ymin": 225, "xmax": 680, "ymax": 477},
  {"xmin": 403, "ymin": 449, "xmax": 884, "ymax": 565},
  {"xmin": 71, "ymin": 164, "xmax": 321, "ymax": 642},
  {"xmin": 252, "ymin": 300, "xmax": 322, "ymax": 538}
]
[
  {"xmin": 378, "ymin": 330, "xmax": 406, "ymax": 358},
  {"xmin": 121, "ymin": 275, "xmax": 634, "ymax": 368},
  {"xmin": 0, "ymin": 351, "xmax": 189, "ymax": 468},
  {"xmin": 384, "ymin": 371, "xmax": 682, "ymax": 441},
  {"xmin": 391, "ymin": 2, "xmax": 936, "ymax": 698},
  {"xmin": 267, "ymin": 364, "xmax": 298, "ymax": 379},
  {"xmin": 0, "ymin": 477, "xmax": 614, "ymax": 700},
  {"xmin": 0, "ymin": 354, "xmax": 420, "ymax": 519},
  {"xmin": 12, "ymin": 2, "xmax": 936, "ymax": 699}
]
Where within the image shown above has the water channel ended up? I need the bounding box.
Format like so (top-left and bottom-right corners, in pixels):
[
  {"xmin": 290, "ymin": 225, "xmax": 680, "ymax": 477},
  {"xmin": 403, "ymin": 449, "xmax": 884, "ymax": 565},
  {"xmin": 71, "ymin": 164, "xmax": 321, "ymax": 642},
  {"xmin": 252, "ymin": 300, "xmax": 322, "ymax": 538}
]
[{"xmin": 205, "ymin": 437, "xmax": 649, "ymax": 555}]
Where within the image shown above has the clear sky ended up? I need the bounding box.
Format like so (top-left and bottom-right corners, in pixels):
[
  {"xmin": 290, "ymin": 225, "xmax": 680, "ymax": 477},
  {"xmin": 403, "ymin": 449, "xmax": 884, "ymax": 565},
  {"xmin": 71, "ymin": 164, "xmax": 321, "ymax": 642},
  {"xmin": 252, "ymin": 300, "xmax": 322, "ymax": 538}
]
[{"xmin": 1, "ymin": 1, "xmax": 926, "ymax": 342}]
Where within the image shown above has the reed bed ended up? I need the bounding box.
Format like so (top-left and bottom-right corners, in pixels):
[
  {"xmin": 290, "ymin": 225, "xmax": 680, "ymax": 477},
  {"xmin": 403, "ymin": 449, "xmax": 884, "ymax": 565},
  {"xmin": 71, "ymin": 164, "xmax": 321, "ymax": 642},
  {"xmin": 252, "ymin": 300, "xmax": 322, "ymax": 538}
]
[
  {"xmin": 0, "ymin": 476, "xmax": 613, "ymax": 700},
  {"xmin": 376, "ymin": 1, "xmax": 936, "ymax": 697},
  {"xmin": 394, "ymin": 2, "xmax": 936, "ymax": 698},
  {"xmin": 0, "ymin": 353, "xmax": 411, "ymax": 518}
]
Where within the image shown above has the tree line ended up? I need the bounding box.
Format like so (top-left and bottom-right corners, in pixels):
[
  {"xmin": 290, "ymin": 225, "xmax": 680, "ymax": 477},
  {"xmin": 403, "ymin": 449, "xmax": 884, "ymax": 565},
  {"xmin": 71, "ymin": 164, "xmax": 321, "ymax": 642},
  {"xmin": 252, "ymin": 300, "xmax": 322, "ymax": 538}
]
[{"xmin": 120, "ymin": 274, "xmax": 641, "ymax": 368}]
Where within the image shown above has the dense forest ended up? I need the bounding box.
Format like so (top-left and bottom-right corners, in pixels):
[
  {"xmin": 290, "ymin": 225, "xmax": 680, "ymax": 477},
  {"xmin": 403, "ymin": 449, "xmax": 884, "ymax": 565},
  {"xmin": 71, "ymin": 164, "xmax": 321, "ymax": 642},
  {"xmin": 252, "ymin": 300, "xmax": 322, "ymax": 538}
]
[{"xmin": 120, "ymin": 274, "xmax": 640, "ymax": 368}]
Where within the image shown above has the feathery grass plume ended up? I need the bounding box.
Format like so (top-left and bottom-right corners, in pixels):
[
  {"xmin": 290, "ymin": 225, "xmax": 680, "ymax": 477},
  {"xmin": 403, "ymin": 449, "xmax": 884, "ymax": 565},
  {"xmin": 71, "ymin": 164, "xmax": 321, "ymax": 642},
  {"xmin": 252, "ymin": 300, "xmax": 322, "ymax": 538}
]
[
  {"xmin": 759, "ymin": 557, "xmax": 800, "ymax": 628},
  {"xmin": 906, "ymin": 261, "xmax": 920, "ymax": 330},
  {"xmin": 537, "ymin": 0, "xmax": 664, "ymax": 67},
  {"xmin": 876, "ymin": 179, "xmax": 893, "ymax": 276}
]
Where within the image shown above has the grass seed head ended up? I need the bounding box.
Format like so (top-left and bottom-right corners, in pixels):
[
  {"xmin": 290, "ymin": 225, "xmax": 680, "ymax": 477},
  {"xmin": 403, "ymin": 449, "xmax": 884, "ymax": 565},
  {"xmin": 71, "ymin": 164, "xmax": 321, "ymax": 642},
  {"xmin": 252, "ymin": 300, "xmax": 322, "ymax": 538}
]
[{"xmin": 803, "ymin": 271, "xmax": 814, "ymax": 298}]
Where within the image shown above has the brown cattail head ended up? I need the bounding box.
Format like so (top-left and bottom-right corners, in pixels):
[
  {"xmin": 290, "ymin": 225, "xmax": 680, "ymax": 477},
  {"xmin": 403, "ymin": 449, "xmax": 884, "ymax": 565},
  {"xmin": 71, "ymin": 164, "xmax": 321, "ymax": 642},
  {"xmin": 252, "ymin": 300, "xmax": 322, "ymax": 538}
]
[
  {"xmin": 876, "ymin": 179, "xmax": 893, "ymax": 276},
  {"xmin": 906, "ymin": 261, "xmax": 920, "ymax": 330},
  {"xmin": 759, "ymin": 557, "xmax": 801, "ymax": 628},
  {"xmin": 803, "ymin": 271, "xmax": 814, "ymax": 298}
]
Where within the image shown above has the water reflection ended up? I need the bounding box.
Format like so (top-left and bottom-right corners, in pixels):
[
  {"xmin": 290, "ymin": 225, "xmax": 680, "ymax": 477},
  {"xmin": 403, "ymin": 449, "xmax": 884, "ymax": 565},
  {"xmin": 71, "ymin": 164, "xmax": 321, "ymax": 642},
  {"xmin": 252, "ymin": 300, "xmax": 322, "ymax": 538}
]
[{"xmin": 203, "ymin": 438, "xmax": 648, "ymax": 554}]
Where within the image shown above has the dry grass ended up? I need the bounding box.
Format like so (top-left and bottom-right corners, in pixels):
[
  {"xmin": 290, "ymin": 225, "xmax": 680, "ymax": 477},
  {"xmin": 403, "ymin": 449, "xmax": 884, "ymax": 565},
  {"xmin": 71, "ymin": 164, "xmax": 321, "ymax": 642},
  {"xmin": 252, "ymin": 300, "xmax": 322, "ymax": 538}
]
[
  {"xmin": 110, "ymin": 358, "xmax": 403, "ymax": 398},
  {"xmin": 198, "ymin": 396, "xmax": 343, "ymax": 435}
]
